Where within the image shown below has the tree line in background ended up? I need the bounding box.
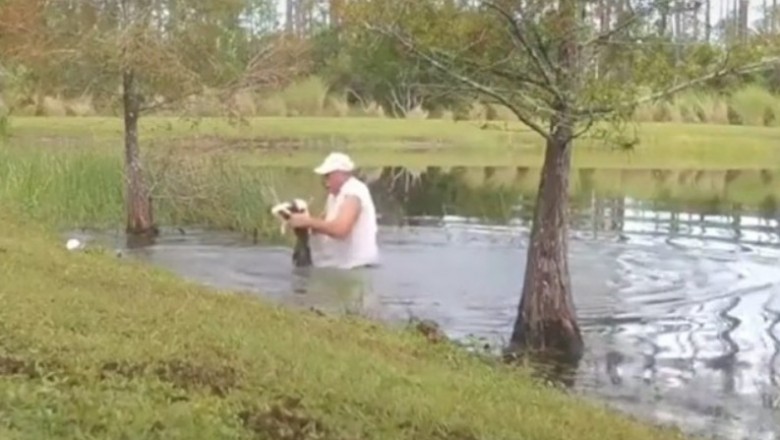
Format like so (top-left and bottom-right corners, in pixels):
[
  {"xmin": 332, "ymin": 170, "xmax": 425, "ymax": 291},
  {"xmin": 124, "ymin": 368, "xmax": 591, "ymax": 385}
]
[{"xmin": 0, "ymin": 0, "xmax": 778, "ymax": 123}]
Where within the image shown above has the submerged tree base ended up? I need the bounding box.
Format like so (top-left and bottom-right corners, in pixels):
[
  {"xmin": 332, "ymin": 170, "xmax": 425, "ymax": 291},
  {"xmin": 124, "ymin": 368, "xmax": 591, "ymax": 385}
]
[
  {"xmin": 505, "ymin": 316, "xmax": 585, "ymax": 364},
  {"xmin": 125, "ymin": 216, "xmax": 160, "ymax": 240},
  {"xmin": 501, "ymin": 348, "xmax": 581, "ymax": 390},
  {"xmin": 125, "ymin": 231, "xmax": 159, "ymax": 249},
  {"xmin": 502, "ymin": 316, "xmax": 585, "ymax": 390}
]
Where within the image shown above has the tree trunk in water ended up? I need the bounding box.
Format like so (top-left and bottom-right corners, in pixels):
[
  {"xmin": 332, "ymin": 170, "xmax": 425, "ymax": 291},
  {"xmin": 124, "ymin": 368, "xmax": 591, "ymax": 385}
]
[
  {"xmin": 507, "ymin": 128, "xmax": 584, "ymax": 364},
  {"xmin": 123, "ymin": 69, "xmax": 156, "ymax": 236},
  {"xmin": 506, "ymin": 0, "xmax": 584, "ymax": 365}
]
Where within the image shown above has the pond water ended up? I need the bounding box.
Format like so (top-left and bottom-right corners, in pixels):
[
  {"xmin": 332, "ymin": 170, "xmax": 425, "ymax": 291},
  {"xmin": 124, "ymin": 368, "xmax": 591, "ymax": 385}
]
[{"xmin": 76, "ymin": 166, "xmax": 780, "ymax": 440}]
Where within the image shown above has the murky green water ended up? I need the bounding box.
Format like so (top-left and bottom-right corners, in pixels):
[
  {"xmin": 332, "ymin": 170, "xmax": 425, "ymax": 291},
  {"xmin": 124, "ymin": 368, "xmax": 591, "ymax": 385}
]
[{"xmin": 76, "ymin": 166, "xmax": 780, "ymax": 440}]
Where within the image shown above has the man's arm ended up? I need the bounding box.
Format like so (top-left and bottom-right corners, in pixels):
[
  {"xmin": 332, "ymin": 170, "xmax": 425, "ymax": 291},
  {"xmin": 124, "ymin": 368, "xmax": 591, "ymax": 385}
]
[
  {"xmin": 307, "ymin": 209, "xmax": 326, "ymax": 234},
  {"xmin": 307, "ymin": 195, "xmax": 361, "ymax": 240}
]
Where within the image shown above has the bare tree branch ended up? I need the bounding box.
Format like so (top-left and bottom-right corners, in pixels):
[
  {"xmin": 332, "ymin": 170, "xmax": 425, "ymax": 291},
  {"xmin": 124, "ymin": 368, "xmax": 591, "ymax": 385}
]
[
  {"xmin": 426, "ymin": 49, "xmax": 557, "ymax": 97},
  {"xmin": 387, "ymin": 75, "xmax": 425, "ymax": 117},
  {"xmin": 583, "ymin": 4, "xmax": 651, "ymax": 47},
  {"xmin": 364, "ymin": 23, "xmax": 553, "ymax": 140},
  {"xmin": 572, "ymin": 113, "xmax": 597, "ymax": 139},
  {"xmin": 582, "ymin": 56, "xmax": 780, "ymax": 116},
  {"xmin": 584, "ymin": 0, "xmax": 703, "ymax": 48},
  {"xmin": 636, "ymin": 58, "xmax": 779, "ymax": 105},
  {"xmin": 483, "ymin": 1, "xmax": 560, "ymax": 96},
  {"xmin": 222, "ymin": 36, "xmax": 312, "ymax": 97}
]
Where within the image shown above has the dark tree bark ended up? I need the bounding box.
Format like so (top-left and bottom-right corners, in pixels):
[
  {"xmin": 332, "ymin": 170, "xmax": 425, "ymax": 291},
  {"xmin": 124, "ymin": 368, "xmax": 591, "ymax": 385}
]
[
  {"xmin": 330, "ymin": 0, "xmax": 343, "ymax": 27},
  {"xmin": 122, "ymin": 69, "xmax": 156, "ymax": 236},
  {"xmin": 659, "ymin": 1, "xmax": 669, "ymax": 35},
  {"xmin": 508, "ymin": 125, "xmax": 584, "ymax": 364},
  {"xmin": 738, "ymin": 0, "xmax": 749, "ymax": 41},
  {"xmin": 286, "ymin": 0, "xmax": 294, "ymax": 34}
]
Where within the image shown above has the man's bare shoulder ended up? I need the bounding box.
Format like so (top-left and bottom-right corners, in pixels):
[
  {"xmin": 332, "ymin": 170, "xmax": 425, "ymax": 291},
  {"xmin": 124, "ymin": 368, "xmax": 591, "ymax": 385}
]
[
  {"xmin": 342, "ymin": 193, "xmax": 362, "ymax": 207},
  {"xmin": 341, "ymin": 177, "xmax": 371, "ymax": 197}
]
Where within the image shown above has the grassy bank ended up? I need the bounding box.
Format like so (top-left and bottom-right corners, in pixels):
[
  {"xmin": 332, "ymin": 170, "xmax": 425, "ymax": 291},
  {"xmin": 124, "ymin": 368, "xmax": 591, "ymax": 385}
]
[
  {"xmin": 6, "ymin": 116, "xmax": 780, "ymax": 169},
  {"xmin": 0, "ymin": 212, "xmax": 689, "ymax": 440},
  {"xmin": 7, "ymin": 116, "xmax": 525, "ymax": 149}
]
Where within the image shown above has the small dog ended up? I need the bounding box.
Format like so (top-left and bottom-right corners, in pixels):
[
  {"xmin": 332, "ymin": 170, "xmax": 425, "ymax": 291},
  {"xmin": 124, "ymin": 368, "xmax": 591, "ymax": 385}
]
[{"xmin": 270, "ymin": 198, "xmax": 313, "ymax": 267}]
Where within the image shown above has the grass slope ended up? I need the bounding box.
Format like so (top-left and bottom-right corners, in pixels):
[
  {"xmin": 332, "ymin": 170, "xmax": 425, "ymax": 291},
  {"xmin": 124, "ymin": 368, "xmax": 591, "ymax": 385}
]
[{"xmin": 0, "ymin": 213, "xmax": 690, "ymax": 440}]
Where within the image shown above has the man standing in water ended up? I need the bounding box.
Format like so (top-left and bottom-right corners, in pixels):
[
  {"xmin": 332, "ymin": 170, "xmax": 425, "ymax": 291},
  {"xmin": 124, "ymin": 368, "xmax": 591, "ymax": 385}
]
[{"xmin": 286, "ymin": 152, "xmax": 379, "ymax": 269}]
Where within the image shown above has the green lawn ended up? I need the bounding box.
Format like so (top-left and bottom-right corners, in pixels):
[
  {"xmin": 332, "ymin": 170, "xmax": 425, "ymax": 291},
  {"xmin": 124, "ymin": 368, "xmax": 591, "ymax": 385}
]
[
  {"xmin": 0, "ymin": 211, "xmax": 692, "ymax": 440},
  {"xmin": 6, "ymin": 116, "xmax": 780, "ymax": 169}
]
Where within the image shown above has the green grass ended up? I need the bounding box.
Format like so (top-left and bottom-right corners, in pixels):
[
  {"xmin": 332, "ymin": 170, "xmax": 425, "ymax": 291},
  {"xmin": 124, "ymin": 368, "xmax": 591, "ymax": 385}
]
[
  {"xmin": 6, "ymin": 116, "xmax": 780, "ymax": 169},
  {"xmin": 0, "ymin": 147, "xmax": 287, "ymax": 236},
  {"xmin": 7, "ymin": 116, "xmax": 524, "ymax": 148},
  {"xmin": 0, "ymin": 211, "xmax": 692, "ymax": 440},
  {"xmin": 0, "ymin": 149, "xmax": 124, "ymax": 228}
]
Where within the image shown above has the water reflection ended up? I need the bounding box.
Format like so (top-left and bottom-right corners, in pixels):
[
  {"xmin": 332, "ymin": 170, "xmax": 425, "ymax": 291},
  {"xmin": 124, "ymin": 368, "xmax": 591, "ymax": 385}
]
[{"xmin": 83, "ymin": 166, "xmax": 780, "ymax": 440}]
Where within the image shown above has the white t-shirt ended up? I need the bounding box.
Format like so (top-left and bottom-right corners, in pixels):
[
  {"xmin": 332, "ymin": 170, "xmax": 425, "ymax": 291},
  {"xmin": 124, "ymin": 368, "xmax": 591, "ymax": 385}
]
[{"xmin": 313, "ymin": 176, "xmax": 379, "ymax": 269}]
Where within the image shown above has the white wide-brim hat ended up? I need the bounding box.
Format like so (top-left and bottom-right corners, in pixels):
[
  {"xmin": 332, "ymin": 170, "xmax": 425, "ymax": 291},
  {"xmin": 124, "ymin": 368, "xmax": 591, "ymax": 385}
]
[{"xmin": 314, "ymin": 152, "xmax": 355, "ymax": 175}]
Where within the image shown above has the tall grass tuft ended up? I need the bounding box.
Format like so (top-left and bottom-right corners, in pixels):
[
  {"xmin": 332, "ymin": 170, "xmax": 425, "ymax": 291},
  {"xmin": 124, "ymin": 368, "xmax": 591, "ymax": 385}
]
[
  {"xmin": 256, "ymin": 94, "xmax": 288, "ymax": 116},
  {"xmin": 673, "ymin": 92, "xmax": 707, "ymax": 123},
  {"xmin": 325, "ymin": 94, "xmax": 351, "ymax": 117},
  {"xmin": 276, "ymin": 75, "xmax": 330, "ymax": 116},
  {"xmin": 10, "ymin": 77, "xmax": 780, "ymax": 126},
  {"xmin": 443, "ymin": 87, "xmax": 778, "ymax": 126},
  {"xmin": 0, "ymin": 149, "xmax": 124, "ymax": 228},
  {"xmin": 148, "ymin": 154, "xmax": 288, "ymax": 235},
  {"xmin": 728, "ymin": 85, "xmax": 780, "ymax": 126},
  {"xmin": 651, "ymin": 101, "xmax": 683, "ymax": 123},
  {"xmin": 0, "ymin": 147, "xmax": 298, "ymax": 237}
]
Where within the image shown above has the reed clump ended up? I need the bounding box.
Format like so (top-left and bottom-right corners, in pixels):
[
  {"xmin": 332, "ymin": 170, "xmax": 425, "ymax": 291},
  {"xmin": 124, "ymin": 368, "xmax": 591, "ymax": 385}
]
[
  {"xmin": 631, "ymin": 86, "xmax": 780, "ymax": 126},
  {"xmin": 0, "ymin": 147, "xmax": 290, "ymax": 236}
]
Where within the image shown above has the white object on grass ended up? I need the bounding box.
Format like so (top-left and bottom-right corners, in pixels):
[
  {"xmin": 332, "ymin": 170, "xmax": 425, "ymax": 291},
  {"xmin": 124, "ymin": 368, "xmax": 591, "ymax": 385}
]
[{"xmin": 65, "ymin": 238, "xmax": 83, "ymax": 251}]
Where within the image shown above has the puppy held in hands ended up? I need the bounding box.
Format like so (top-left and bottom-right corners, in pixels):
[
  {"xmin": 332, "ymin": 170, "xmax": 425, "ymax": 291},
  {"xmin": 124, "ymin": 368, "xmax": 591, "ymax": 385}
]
[{"xmin": 270, "ymin": 198, "xmax": 313, "ymax": 268}]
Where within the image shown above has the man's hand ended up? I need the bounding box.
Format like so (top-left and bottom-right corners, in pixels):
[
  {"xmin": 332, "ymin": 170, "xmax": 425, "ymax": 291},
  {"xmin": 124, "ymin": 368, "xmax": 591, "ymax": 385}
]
[{"xmin": 287, "ymin": 212, "xmax": 311, "ymax": 229}]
